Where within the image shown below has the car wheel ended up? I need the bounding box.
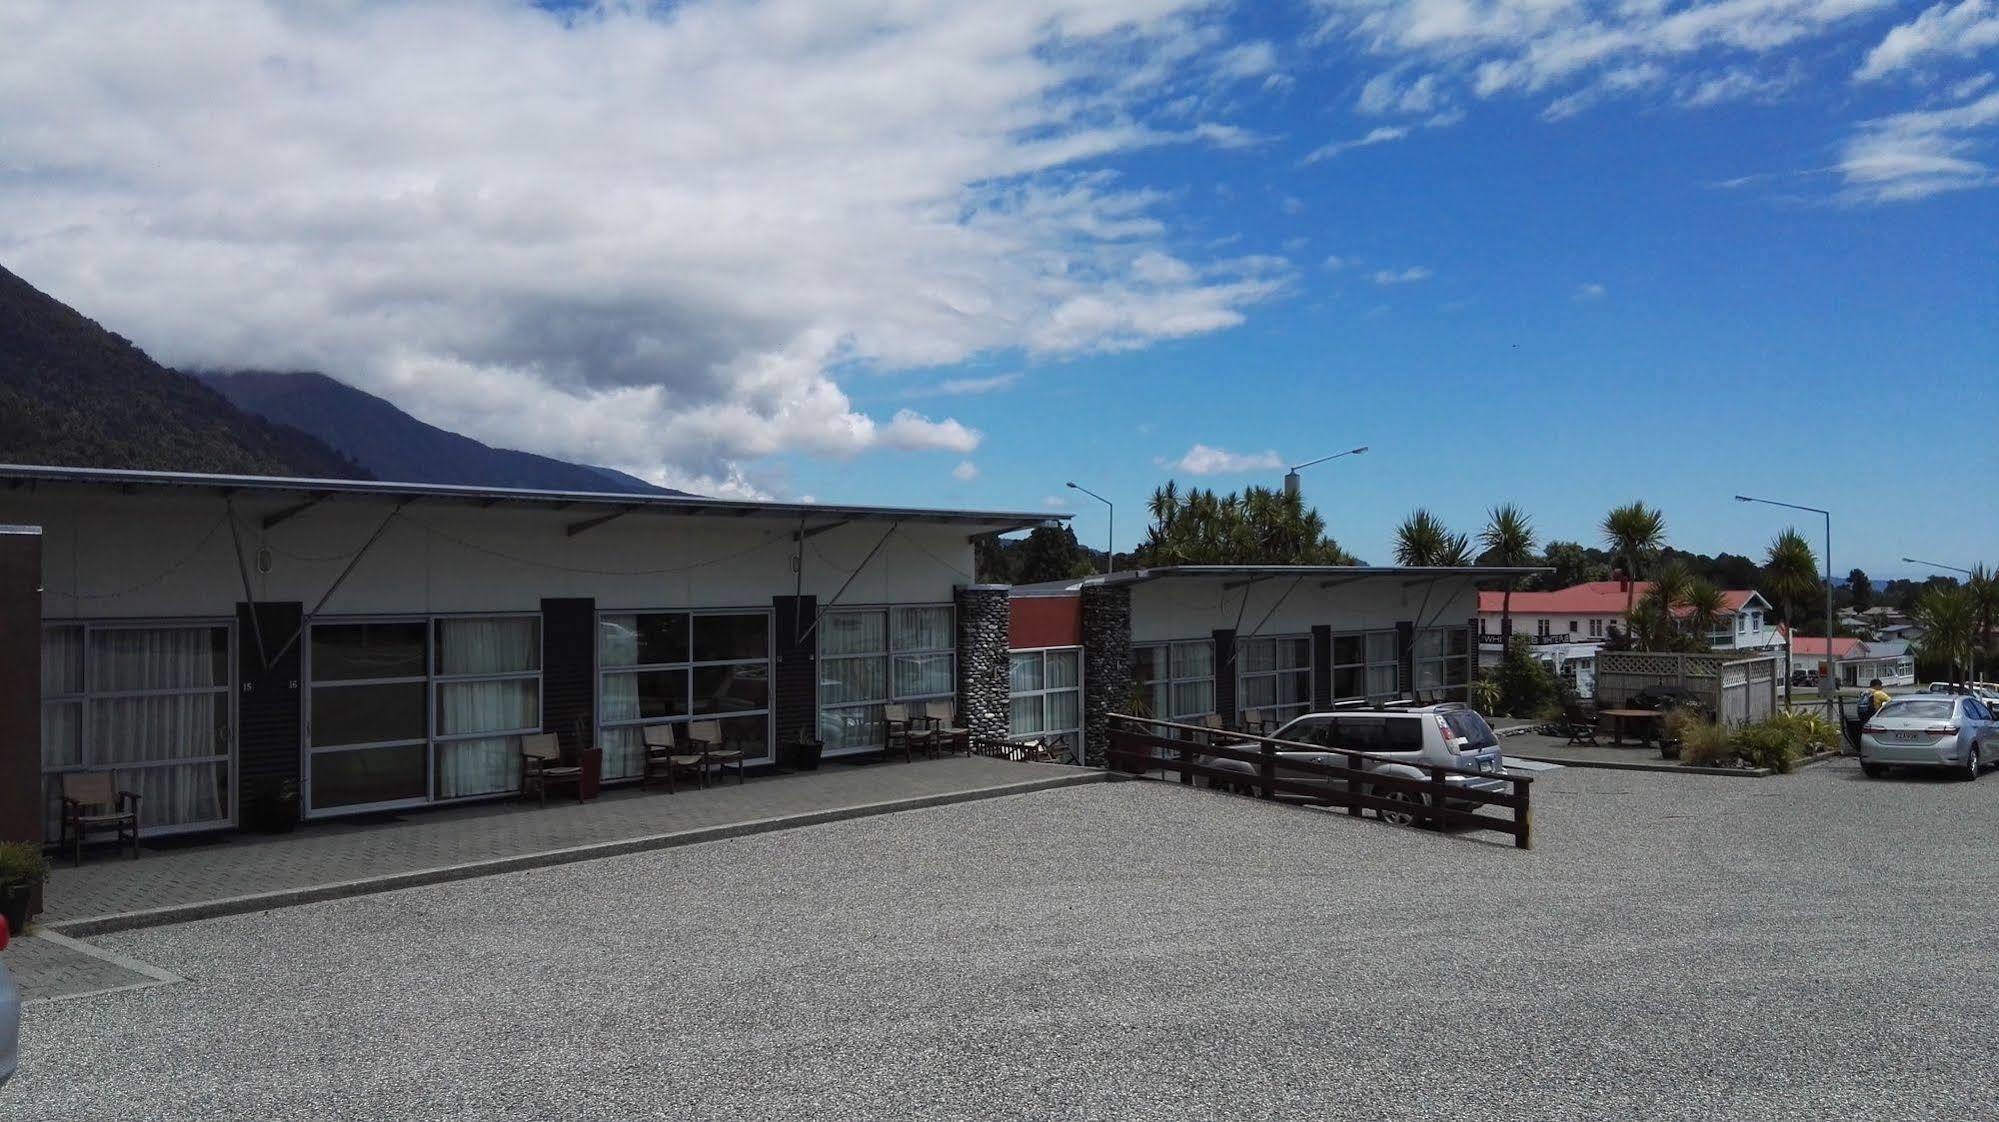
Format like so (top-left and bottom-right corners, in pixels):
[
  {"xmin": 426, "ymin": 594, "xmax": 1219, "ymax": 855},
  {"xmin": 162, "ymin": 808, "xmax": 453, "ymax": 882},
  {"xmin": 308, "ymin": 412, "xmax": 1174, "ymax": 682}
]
[
  {"xmin": 1376, "ymin": 788, "xmax": 1428, "ymax": 828},
  {"xmin": 1962, "ymin": 743, "xmax": 1980, "ymax": 782},
  {"xmin": 1861, "ymin": 762, "xmax": 1887, "ymax": 778}
]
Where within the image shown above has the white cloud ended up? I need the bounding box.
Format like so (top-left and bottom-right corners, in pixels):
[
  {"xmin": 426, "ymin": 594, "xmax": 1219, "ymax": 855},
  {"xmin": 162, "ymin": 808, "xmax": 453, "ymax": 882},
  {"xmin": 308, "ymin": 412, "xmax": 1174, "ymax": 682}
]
[
  {"xmin": 1574, "ymin": 282, "xmax": 1608, "ymax": 301},
  {"xmin": 1312, "ymin": 0, "xmax": 1890, "ymax": 118},
  {"xmin": 1323, "ymin": 254, "xmax": 1350, "ymax": 271},
  {"xmin": 1838, "ymin": 89, "xmax": 1999, "ymax": 201},
  {"xmin": 1303, "ymin": 125, "xmax": 1411, "ymax": 162},
  {"xmin": 1043, "ymin": 495, "xmax": 1070, "ymax": 508},
  {"xmin": 1164, "ymin": 443, "xmax": 1285, "ymax": 475},
  {"xmin": 1217, "ymin": 40, "xmax": 1280, "ymax": 80},
  {"xmin": 1372, "ymin": 266, "xmax": 1432, "ymax": 285},
  {"xmin": 1856, "ymin": 2, "xmax": 1999, "ymax": 83},
  {"xmin": 0, "ymin": 0, "xmax": 1280, "ymax": 490},
  {"xmin": 902, "ymin": 372, "xmax": 1022, "ymax": 399},
  {"xmin": 952, "ymin": 460, "xmax": 980, "ymax": 482}
]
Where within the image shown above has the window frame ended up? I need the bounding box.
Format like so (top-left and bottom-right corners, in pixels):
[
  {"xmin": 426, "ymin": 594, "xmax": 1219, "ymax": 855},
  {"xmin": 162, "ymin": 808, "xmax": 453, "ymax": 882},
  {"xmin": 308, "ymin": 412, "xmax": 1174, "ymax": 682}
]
[
  {"xmin": 40, "ymin": 618, "xmax": 238, "ymax": 837},
  {"xmin": 1130, "ymin": 639, "xmax": 1216, "ymax": 721},
  {"xmin": 1413, "ymin": 626, "xmax": 1473, "ymax": 700},
  {"xmin": 596, "ymin": 607, "xmax": 775, "ymax": 779},
  {"xmin": 1327, "ymin": 630, "xmax": 1399, "ymax": 703},
  {"xmin": 1007, "ymin": 645, "xmax": 1084, "ymax": 746},
  {"xmin": 816, "ymin": 603, "xmax": 955, "ymax": 756},
  {"xmin": 1235, "ymin": 633, "xmax": 1314, "ymax": 725},
  {"xmin": 303, "ymin": 611, "xmax": 543, "ymax": 817}
]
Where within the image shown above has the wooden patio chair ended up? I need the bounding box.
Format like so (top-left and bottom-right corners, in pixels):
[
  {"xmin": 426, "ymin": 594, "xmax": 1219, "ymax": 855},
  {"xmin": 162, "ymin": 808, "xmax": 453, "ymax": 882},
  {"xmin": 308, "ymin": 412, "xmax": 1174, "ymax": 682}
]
[
  {"xmin": 1016, "ymin": 736, "xmax": 1076, "ymax": 765},
  {"xmin": 1560, "ymin": 700, "xmax": 1601, "ymax": 747},
  {"xmin": 640, "ymin": 724, "xmax": 706, "ymax": 792},
  {"xmin": 520, "ymin": 733, "xmax": 583, "ymax": 806},
  {"xmin": 685, "ymin": 720, "xmax": 745, "ymax": 786},
  {"xmin": 880, "ymin": 704, "xmax": 915, "ymax": 763},
  {"xmin": 917, "ymin": 700, "xmax": 972, "ymax": 756},
  {"xmin": 1241, "ymin": 708, "xmax": 1270, "ymax": 735},
  {"xmin": 59, "ymin": 772, "xmax": 140, "ymax": 866}
]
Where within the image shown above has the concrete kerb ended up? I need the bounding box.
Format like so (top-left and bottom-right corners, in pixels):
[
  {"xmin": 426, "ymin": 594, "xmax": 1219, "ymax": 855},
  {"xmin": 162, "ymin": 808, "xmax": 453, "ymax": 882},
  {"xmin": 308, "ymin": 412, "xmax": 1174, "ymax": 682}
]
[
  {"xmin": 1508, "ymin": 753, "xmax": 1775, "ymax": 778},
  {"xmin": 47, "ymin": 768, "xmax": 1112, "ymax": 938}
]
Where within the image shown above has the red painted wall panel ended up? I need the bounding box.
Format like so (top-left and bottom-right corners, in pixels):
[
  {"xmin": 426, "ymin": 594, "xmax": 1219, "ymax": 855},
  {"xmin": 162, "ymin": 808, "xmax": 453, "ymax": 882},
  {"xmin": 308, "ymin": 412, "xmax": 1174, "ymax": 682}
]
[{"xmin": 1009, "ymin": 595, "xmax": 1082, "ymax": 650}]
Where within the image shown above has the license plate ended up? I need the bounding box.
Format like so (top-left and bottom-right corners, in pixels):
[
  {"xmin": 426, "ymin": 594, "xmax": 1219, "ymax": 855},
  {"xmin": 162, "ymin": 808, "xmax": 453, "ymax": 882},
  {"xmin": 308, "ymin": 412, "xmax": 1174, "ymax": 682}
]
[{"xmin": 1894, "ymin": 731, "xmax": 1928, "ymax": 742}]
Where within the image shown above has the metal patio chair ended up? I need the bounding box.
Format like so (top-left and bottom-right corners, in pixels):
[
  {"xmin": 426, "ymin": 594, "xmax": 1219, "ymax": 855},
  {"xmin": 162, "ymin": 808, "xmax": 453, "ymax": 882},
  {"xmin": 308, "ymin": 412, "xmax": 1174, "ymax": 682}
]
[
  {"xmin": 520, "ymin": 733, "xmax": 584, "ymax": 805},
  {"xmin": 59, "ymin": 772, "xmax": 140, "ymax": 866}
]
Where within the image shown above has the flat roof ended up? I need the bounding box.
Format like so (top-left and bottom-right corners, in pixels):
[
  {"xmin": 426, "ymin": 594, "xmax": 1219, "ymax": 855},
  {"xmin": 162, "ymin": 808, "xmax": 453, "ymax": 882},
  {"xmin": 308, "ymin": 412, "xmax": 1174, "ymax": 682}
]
[
  {"xmin": 1012, "ymin": 564, "xmax": 1547, "ymax": 594},
  {"xmin": 0, "ymin": 463, "xmax": 1064, "ymax": 535}
]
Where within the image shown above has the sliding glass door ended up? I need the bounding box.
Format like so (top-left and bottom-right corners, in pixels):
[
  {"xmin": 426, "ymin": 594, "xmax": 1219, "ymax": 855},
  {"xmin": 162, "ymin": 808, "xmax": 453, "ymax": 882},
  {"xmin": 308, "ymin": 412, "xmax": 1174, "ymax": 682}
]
[
  {"xmin": 597, "ymin": 609, "xmax": 772, "ymax": 781},
  {"xmin": 40, "ymin": 621, "xmax": 235, "ymax": 836}
]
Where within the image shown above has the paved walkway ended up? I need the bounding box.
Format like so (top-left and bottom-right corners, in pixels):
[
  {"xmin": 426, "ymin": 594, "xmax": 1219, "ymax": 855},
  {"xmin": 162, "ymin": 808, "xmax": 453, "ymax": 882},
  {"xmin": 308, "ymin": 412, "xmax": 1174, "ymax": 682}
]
[{"xmin": 9, "ymin": 755, "xmax": 1097, "ymax": 1000}]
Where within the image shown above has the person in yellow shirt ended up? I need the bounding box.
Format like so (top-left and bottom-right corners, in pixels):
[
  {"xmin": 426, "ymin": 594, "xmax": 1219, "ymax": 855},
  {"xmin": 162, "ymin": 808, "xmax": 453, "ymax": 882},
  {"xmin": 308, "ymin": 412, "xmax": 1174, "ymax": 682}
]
[{"xmin": 1866, "ymin": 679, "xmax": 1892, "ymax": 715}]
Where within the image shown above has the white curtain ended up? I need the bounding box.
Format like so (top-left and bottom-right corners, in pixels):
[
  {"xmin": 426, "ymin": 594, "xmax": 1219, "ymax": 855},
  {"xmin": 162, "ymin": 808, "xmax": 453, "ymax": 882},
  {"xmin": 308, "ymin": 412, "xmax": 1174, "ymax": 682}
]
[
  {"xmin": 43, "ymin": 700, "xmax": 82, "ymax": 768},
  {"xmin": 112, "ymin": 762, "xmax": 225, "ymax": 828},
  {"xmin": 1047, "ymin": 650, "xmax": 1080, "ymax": 689},
  {"xmin": 1010, "ymin": 653, "xmax": 1043, "ymax": 693},
  {"xmin": 436, "ymin": 736, "xmax": 518, "ymax": 798},
  {"xmin": 1239, "ymin": 639, "xmax": 1274, "ymax": 674},
  {"xmin": 437, "ymin": 618, "xmax": 539, "ymax": 675},
  {"xmin": 1171, "ymin": 641, "xmax": 1213, "ymax": 680},
  {"xmin": 892, "ymin": 606, "xmax": 952, "ymax": 652},
  {"xmin": 89, "ymin": 627, "xmax": 223, "ymax": 691},
  {"xmin": 821, "ymin": 611, "xmax": 886, "ymax": 657},
  {"xmin": 601, "ymin": 672, "xmax": 641, "ymax": 723},
  {"xmin": 822, "ymin": 656, "xmax": 887, "ymax": 706},
  {"xmin": 1240, "ymin": 675, "xmax": 1276, "ymax": 710},
  {"xmin": 598, "ymin": 614, "xmax": 640, "ymax": 668},
  {"xmin": 821, "ymin": 704, "xmax": 883, "ymax": 751},
  {"xmin": 92, "ymin": 695, "xmax": 223, "ymax": 763},
  {"xmin": 1171, "ymin": 680, "xmax": 1213, "ymax": 719},
  {"xmin": 895, "ymin": 653, "xmax": 952, "ymax": 697},
  {"xmin": 1009, "ymin": 696, "xmax": 1041, "ymax": 737},
  {"xmin": 438, "ymin": 679, "xmax": 538, "ymax": 736},
  {"xmin": 43, "ymin": 626, "xmax": 83, "ymax": 694},
  {"xmin": 1047, "ymin": 688, "xmax": 1080, "ymax": 733},
  {"xmin": 599, "ymin": 725, "xmax": 649, "ymax": 780}
]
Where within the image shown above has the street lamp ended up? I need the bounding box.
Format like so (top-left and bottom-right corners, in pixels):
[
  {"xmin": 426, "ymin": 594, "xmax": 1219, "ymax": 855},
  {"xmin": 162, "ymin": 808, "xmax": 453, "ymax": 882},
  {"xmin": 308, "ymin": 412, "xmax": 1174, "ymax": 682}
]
[
  {"xmin": 1065, "ymin": 481, "xmax": 1113, "ymax": 577},
  {"xmin": 1283, "ymin": 446, "xmax": 1369, "ymax": 498},
  {"xmin": 1902, "ymin": 557, "xmax": 1975, "ymax": 679},
  {"xmin": 1736, "ymin": 495, "xmax": 1837, "ymax": 734}
]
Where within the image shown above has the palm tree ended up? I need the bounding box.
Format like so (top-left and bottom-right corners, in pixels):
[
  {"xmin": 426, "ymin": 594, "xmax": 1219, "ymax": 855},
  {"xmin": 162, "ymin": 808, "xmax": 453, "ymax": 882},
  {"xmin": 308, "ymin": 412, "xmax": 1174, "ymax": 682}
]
[
  {"xmin": 1394, "ymin": 509, "xmax": 1472, "ymax": 568},
  {"xmin": 1762, "ymin": 528, "xmax": 1818, "ymax": 702},
  {"xmin": 1968, "ymin": 564, "xmax": 1999, "ymax": 680},
  {"xmin": 1681, "ymin": 579, "xmax": 1728, "ymax": 651},
  {"xmin": 1913, "ymin": 584, "xmax": 1976, "ymax": 681},
  {"xmin": 1631, "ymin": 560, "xmax": 1696, "ymax": 651},
  {"xmin": 1600, "ymin": 502, "xmax": 1667, "ymax": 614},
  {"xmin": 1478, "ymin": 504, "xmax": 1537, "ymax": 645}
]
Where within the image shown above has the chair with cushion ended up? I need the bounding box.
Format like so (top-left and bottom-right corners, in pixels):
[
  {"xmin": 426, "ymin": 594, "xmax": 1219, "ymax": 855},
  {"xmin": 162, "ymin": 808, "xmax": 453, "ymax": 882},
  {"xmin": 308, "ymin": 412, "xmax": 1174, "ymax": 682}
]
[
  {"xmin": 880, "ymin": 704, "xmax": 915, "ymax": 763},
  {"xmin": 59, "ymin": 772, "xmax": 140, "ymax": 866},
  {"xmin": 640, "ymin": 724, "xmax": 707, "ymax": 792},
  {"xmin": 919, "ymin": 700, "xmax": 972, "ymax": 756},
  {"xmin": 684, "ymin": 720, "xmax": 745, "ymax": 786},
  {"xmin": 520, "ymin": 733, "xmax": 584, "ymax": 805}
]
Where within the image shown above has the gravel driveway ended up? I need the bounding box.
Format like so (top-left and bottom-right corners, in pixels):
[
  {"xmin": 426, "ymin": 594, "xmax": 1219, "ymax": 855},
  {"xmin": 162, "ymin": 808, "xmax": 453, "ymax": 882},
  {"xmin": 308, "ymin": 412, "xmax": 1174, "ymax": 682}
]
[{"xmin": 12, "ymin": 760, "xmax": 1999, "ymax": 1121}]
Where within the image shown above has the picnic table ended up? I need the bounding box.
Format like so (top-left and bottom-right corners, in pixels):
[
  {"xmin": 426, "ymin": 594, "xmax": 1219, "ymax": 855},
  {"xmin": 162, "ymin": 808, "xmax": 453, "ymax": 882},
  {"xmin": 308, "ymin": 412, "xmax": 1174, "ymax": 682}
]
[{"xmin": 1600, "ymin": 708, "xmax": 1664, "ymax": 748}]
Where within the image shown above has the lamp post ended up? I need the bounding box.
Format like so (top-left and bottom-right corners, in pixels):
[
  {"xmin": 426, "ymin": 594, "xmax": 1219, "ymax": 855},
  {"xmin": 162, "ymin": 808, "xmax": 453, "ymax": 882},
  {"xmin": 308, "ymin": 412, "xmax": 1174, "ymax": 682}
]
[
  {"xmin": 1736, "ymin": 495, "xmax": 1837, "ymax": 733},
  {"xmin": 1902, "ymin": 557, "xmax": 1975, "ymax": 679},
  {"xmin": 1283, "ymin": 446, "xmax": 1368, "ymax": 498},
  {"xmin": 1065, "ymin": 481, "xmax": 1113, "ymax": 577}
]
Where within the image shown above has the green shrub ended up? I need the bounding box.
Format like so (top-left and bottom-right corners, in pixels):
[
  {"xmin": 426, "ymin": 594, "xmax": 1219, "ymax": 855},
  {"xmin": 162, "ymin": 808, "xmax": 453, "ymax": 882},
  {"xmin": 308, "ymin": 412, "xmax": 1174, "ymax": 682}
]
[
  {"xmin": 0, "ymin": 842, "xmax": 49, "ymax": 889},
  {"xmin": 1668, "ymin": 711, "xmax": 1730, "ymax": 766},
  {"xmin": 1764, "ymin": 710, "xmax": 1838, "ymax": 755},
  {"xmin": 1728, "ymin": 721, "xmax": 1803, "ymax": 774},
  {"xmin": 1493, "ymin": 637, "xmax": 1559, "ymax": 718}
]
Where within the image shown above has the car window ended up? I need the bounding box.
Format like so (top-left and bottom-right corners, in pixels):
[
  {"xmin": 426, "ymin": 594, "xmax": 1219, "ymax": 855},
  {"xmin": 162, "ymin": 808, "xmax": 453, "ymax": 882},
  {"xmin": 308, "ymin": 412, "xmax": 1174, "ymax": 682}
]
[
  {"xmin": 1442, "ymin": 710, "xmax": 1498, "ymax": 750},
  {"xmin": 1325, "ymin": 715, "xmax": 1423, "ymax": 752},
  {"xmin": 1965, "ymin": 698, "xmax": 1990, "ymax": 721},
  {"xmin": 1878, "ymin": 700, "xmax": 1954, "ymax": 721},
  {"xmin": 1273, "ymin": 716, "xmax": 1334, "ymax": 746}
]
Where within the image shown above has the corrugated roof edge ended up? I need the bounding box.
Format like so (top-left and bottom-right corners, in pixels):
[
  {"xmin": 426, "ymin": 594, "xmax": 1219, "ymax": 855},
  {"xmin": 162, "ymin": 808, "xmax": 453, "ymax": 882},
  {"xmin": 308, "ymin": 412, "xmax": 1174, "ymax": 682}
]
[
  {"xmin": 0, "ymin": 462, "xmax": 1066, "ymax": 531},
  {"xmin": 1011, "ymin": 563, "xmax": 1548, "ymax": 594}
]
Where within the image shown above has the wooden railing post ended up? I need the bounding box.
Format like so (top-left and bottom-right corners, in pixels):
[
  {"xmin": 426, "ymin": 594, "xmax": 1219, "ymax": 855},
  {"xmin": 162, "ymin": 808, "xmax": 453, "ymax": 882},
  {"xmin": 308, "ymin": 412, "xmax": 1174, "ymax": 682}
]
[
  {"xmin": 1259, "ymin": 738, "xmax": 1275, "ymax": 800},
  {"xmin": 1514, "ymin": 774, "xmax": 1532, "ymax": 850},
  {"xmin": 1178, "ymin": 740, "xmax": 1193, "ymax": 786}
]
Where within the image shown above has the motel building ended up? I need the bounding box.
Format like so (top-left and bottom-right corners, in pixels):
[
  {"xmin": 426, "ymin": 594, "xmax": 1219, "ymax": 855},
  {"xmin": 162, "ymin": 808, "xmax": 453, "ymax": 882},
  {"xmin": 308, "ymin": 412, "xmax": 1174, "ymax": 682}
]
[{"xmin": 0, "ymin": 463, "xmax": 1521, "ymax": 846}]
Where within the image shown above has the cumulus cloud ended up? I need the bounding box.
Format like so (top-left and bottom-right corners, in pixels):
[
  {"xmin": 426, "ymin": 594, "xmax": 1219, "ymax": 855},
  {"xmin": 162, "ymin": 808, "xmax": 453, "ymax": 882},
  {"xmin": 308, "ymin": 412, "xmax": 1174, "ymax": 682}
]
[
  {"xmin": 1163, "ymin": 443, "xmax": 1285, "ymax": 475},
  {"xmin": 1372, "ymin": 266, "xmax": 1432, "ymax": 285},
  {"xmin": 952, "ymin": 460, "xmax": 980, "ymax": 482},
  {"xmin": 1838, "ymin": 89, "xmax": 1999, "ymax": 201},
  {"xmin": 1856, "ymin": 2, "xmax": 1999, "ymax": 83},
  {"xmin": 0, "ymin": 0, "xmax": 1280, "ymax": 492}
]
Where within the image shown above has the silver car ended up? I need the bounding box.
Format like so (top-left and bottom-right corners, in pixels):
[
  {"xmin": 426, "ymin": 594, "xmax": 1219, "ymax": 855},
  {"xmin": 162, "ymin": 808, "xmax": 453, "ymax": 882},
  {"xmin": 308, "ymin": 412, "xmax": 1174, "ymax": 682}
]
[{"xmin": 1859, "ymin": 694, "xmax": 1999, "ymax": 780}]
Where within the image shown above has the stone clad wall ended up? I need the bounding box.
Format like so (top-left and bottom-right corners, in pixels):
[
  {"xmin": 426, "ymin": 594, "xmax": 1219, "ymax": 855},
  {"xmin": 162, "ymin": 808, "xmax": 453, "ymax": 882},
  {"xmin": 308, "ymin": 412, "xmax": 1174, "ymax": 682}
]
[
  {"xmin": 1080, "ymin": 584, "xmax": 1133, "ymax": 766},
  {"xmin": 955, "ymin": 585, "xmax": 1011, "ymax": 749}
]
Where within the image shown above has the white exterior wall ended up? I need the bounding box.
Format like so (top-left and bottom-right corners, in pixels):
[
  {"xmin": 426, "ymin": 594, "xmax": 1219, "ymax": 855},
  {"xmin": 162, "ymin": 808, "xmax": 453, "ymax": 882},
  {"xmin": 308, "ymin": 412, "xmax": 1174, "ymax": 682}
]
[
  {"xmin": 1478, "ymin": 611, "xmax": 1615, "ymax": 642},
  {"xmin": 1132, "ymin": 576, "xmax": 1480, "ymax": 643},
  {"xmin": 6, "ymin": 489, "xmax": 974, "ymax": 620}
]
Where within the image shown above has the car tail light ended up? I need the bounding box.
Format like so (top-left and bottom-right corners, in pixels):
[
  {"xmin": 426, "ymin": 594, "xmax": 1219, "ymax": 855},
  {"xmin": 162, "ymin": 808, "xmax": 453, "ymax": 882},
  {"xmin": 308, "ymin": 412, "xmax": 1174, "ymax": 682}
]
[
  {"xmin": 1861, "ymin": 725, "xmax": 1884, "ymax": 736},
  {"xmin": 1927, "ymin": 726, "xmax": 1960, "ymax": 736}
]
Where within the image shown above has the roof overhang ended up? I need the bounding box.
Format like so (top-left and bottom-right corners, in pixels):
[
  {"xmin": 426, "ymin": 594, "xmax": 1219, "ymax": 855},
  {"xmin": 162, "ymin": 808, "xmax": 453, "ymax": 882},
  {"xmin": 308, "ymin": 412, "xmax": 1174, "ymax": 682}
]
[
  {"xmin": 0, "ymin": 463, "xmax": 1063, "ymax": 537},
  {"xmin": 1013, "ymin": 564, "xmax": 1547, "ymax": 595}
]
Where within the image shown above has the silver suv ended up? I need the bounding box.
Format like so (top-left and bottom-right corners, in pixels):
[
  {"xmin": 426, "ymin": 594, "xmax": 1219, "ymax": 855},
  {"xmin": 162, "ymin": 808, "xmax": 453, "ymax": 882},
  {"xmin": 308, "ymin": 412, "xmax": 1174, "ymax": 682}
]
[{"xmin": 1207, "ymin": 703, "xmax": 1508, "ymax": 824}]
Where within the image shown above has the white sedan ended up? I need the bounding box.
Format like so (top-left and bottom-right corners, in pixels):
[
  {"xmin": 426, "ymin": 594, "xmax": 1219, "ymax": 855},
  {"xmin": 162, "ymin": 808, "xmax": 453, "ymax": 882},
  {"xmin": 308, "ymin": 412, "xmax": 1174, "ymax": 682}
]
[{"xmin": 1859, "ymin": 694, "xmax": 1999, "ymax": 780}]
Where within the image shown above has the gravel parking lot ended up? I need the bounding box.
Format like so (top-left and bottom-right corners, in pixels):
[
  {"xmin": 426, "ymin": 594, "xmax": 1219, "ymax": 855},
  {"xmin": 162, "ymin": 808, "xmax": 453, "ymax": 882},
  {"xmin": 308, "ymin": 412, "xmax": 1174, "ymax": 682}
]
[{"xmin": 11, "ymin": 760, "xmax": 1999, "ymax": 1121}]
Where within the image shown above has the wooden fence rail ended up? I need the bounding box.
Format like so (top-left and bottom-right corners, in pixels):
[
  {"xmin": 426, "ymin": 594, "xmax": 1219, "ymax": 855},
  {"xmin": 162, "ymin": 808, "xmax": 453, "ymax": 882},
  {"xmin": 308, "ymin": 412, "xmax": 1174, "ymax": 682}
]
[{"xmin": 1106, "ymin": 714, "xmax": 1533, "ymax": 850}]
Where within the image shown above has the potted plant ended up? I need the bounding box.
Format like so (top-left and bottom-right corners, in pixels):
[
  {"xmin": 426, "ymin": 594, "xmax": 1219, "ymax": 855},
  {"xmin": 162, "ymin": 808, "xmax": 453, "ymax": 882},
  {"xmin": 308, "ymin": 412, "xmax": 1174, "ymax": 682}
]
[
  {"xmin": 783, "ymin": 725, "xmax": 824, "ymax": 772},
  {"xmin": 244, "ymin": 777, "xmax": 300, "ymax": 834},
  {"xmin": 0, "ymin": 842, "xmax": 50, "ymax": 936}
]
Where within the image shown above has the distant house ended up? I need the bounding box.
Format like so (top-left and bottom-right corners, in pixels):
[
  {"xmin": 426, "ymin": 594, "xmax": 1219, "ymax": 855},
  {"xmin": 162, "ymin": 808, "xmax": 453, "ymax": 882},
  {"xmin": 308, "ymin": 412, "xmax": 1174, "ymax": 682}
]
[
  {"xmin": 1477, "ymin": 580, "xmax": 1782, "ymax": 656},
  {"xmin": 1787, "ymin": 634, "xmax": 1916, "ymax": 687}
]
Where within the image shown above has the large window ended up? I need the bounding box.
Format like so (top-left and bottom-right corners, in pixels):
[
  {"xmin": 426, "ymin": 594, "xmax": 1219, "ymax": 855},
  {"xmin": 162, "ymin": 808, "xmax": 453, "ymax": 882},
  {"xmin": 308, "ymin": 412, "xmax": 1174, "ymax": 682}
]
[
  {"xmin": 1414, "ymin": 627, "xmax": 1472, "ymax": 699},
  {"xmin": 1009, "ymin": 648, "xmax": 1082, "ymax": 746},
  {"xmin": 40, "ymin": 623, "xmax": 234, "ymax": 835},
  {"xmin": 599, "ymin": 610, "xmax": 772, "ymax": 779},
  {"xmin": 819, "ymin": 605, "xmax": 954, "ymax": 754},
  {"xmin": 1238, "ymin": 635, "xmax": 1312, "ymax": 724},
  {"xmin": 1329, "ymin": 631, "xmax": 1399, "ymax": 702},
  {"xmin": 306, "ymin": 615, "xmax": 541, "ymax": 813},
  {"xmin": 1131, "ymin": 640, "xmax": 1215, "ymax": 720}
]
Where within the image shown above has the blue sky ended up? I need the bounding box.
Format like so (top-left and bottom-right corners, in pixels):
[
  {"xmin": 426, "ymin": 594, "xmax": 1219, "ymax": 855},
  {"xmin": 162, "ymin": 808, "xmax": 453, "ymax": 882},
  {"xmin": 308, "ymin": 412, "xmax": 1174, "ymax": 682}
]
[{"xmin": 4, "ymin": 1, "xmax": 1995, "ymax": 576}]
